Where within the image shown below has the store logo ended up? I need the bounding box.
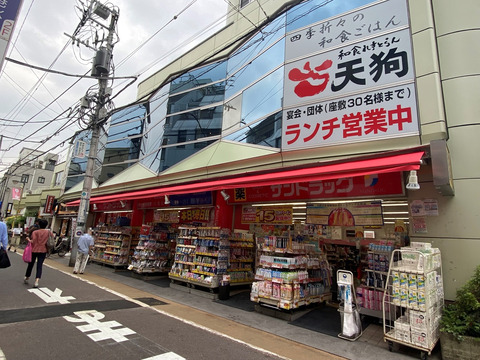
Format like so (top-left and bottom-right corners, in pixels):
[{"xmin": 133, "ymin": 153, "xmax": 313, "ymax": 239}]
[
  {"xmin": 288, "ymin": 59, "xmax": 333, "ymax": 98},
  {"xmin": 364, "ymin": 174, "xmax": 378, "ymax": 187}
]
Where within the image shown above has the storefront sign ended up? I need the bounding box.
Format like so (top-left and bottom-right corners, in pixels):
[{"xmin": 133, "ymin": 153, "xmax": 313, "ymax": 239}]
[
  {"xmin": 137, "ymin": 192, "xmax": 212, "ymax": 209},
  {"xmin": 179, "ymin": 207, "xmax": 212, "ymax": 223},
  {"xmin": 282, "ymin": 0, "xmax": 418, "ymax": 151},
  {"xmin": 241, "ymin": 205, "xmax": 293, "ymax": 225},
  {"xmin": 282, "ymin": 83, "xmax": 419, "ymax": 150},
  {"xmin": 0, "ymin": 0, "xmax": 23, "ymax": 70},
  {"xmin": 285, "ymin": 0, "xmax": 409, "ymax": 61},
  {"xmin": 306, "ymin": 201, "xmax": 383, "ymax": 226},
  {"xmin": 230, "ymin": 172, "xmax": 404, "ymax": 203},
  {"xmin": 153, "ymin": 209, "xmax": 179, "ymax": 223},
  {"xmin": 44, "ymin": 195, "xmax": 55, "ymax": 214},
  {"xmin": 92, "ymin": 200, "xmax": 132, "ymax": 212}
]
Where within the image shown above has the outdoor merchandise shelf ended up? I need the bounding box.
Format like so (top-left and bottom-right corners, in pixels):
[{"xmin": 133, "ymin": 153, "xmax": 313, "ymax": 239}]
[
  {"xmin": 128, "ymin": 224, "xmax": 175, "ymax": 274},
  {"xmin": 250, "ymin": 232, "xmax": 332, "ymax": 311},
  {"xmin": 169, "ymin": 227, "xmax": 229, "ymax": 289},
  {"xmin": 92, "ymin": 228, "xmax": 132, "ymax": 267},
  {"xmin": 382, "ymin": 244, "xmax": 444, "ymax": 360}
]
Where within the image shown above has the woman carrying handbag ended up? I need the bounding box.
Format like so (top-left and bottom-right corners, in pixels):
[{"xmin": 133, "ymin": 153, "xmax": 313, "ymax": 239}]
[{"xmin": 24, "ymin": 219, "xmax": 51, "ymax": 288}]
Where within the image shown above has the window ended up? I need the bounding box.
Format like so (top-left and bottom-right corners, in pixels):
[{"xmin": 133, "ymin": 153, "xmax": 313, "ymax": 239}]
[
  {"xmin": 54, "ymin": 171, "xmax": 63, "ymax": 186},
  {"xmin": 21, "ymin": 174, "xmax": 29, "ymax": 184},
  {"xmin": 37, "ymin": 176, "xmax": 45, "ymax": 184},
  {"xmin": 240, "ymin": 0, "xmax": 252, "ymax": 8}
]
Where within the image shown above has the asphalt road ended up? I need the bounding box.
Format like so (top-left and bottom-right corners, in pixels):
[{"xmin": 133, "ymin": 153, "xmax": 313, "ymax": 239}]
[{"xmin": 0, "ymin": 252, "xmax": 288, "ymax": 360}]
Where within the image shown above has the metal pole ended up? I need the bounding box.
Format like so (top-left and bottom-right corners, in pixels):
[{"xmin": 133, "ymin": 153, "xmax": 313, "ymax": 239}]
[{"xmin": 69, "ymin": 7, "xmax": 118, "ymax": 266}]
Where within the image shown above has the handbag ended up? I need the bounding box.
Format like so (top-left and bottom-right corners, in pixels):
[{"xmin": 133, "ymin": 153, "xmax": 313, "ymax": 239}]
[
  {"xmin": 23, "ymin": 242, "xmax": 32, "ymax": 263},
  {"xmin": 0, "ymin": 248, "xmax": 11, "ymax": 268},
  {"xmin": 47, "ymin": 231, "xmax": 55, "ymax": 251}
]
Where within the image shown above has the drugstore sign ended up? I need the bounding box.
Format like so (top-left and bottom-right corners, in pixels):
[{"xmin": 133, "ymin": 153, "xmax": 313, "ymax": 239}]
[
  {"xmin": 241, "ymin": 205, "xmax": 293, "ymax": 225},
  {"xmin": 230, "ymin": 172, "xmax": 404, "ymax": 203}
]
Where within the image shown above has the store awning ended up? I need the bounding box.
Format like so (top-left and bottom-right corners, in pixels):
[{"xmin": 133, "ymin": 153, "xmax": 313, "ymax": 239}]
[{"xmin": 65, "ymin": 151, "xmax": 424, "ymax": 206}]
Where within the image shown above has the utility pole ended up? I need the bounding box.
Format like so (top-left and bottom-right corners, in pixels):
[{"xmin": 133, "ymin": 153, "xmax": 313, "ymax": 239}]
[{"xmin": 69, "ymin": 2, "xmax": 119, "ymax": 266}]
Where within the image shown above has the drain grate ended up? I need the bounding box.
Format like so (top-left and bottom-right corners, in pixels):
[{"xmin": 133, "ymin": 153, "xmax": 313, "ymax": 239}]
[{"xmin": 135, "ymin": 297, "xmax": 167, "ymax": 306}]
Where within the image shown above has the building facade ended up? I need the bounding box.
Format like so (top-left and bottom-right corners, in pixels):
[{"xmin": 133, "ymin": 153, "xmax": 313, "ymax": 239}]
[{"xmin": 61, "ymin": 0, "xmax": 480, "ymax": 301}]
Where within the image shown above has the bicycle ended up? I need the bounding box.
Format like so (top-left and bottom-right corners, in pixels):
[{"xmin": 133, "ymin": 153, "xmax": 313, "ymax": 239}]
[{"xmin": 46, "ymin": 237, "xmax": 70, "ymax": 258}]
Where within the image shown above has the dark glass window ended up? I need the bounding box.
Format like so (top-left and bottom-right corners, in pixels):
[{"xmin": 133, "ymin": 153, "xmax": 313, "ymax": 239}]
[
  {"xmin": 224, "ymin": 111, "xmax": 282, "ymax": 147},
  {"xmin": 159, "ymin": 140, "xmax": 216, "ymax": 172},
  {"xmin": 240, "ymin": 67, "xmax": 284, "ymax": 126},
  {"xmin": 227, "ymin": 15, "xmax": 286, "ymax": 78},
  {"xmin": 170, "ymin": 61, "xmax": 227, "ymax": 95},
  {"xmin": 226, "ymin": 38, "xmax": 285, "ymax": 99},
  {"xmin": 163, "ymin": 106, "xmax": 223, "ymax": 146},
  {"xmin": 167, "ymin": 82, "xmax": 225, "ymax": 114},
  {"xmin": 37, "ymin": 176, "xmax": 45, "ymax": 184}
]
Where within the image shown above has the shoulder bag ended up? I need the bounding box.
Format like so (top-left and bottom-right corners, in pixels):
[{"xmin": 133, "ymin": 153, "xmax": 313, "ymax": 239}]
[{"xmin": 0, "ymin": 248, "xmax": 11, "ymax": 268}]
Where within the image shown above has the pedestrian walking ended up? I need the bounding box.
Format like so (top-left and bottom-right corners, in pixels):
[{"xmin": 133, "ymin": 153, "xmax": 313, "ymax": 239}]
[
  {"xmin": 24, "ymin": 219, "xmax": 52, "ymax": 288},
  {"xmin": 0, "ymin": 219, "xmax": 10, "ymax": 268},
  {"xmin": 0, "ymin": 219, "xmax": 8, "ymax": 250},
  {"xmin": 73, "ymin": 229, "xmax": 94, "ymax": 274}
]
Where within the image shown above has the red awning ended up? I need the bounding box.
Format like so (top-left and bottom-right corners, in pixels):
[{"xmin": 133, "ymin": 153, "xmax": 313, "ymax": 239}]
[{"xmin": 65, "ymin": 151, "xmax": 424, "ymax": 206}]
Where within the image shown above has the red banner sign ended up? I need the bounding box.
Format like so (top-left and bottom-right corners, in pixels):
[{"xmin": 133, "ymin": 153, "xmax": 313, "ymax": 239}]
[
  {"xmin": 44, "ymin": 195, "xmax": 55, "ymax": 214},
  {"xmin": 229, "ymin": 172, "xmax": 404, "ymax": 203}
]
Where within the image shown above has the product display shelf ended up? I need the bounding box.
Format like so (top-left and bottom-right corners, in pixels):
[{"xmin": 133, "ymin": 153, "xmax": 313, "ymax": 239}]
[
  {"xmin": 92, "ymin": 229, "xmax": 131, "ymax": 267},
  {"xmin": 250, "ymin": 235, "xmax": 332, "ymax": 310},
  {"xmin": 169, "ymin": 227, "xmax": 228, "ymax": 290},
  {"xmin": 359, "ymin": 246, "xmax": 393, "ymax": 319},
  {"xmin": 128, "ymin": 228, "xmax": 173, "ymax": 274},
  {"xmin": 228, "ymin": 232, "xmax": 255, "ymax": 285},
  {"xmin": 383, "ymin": 245, "xmax": 444, "ymax": 360}
]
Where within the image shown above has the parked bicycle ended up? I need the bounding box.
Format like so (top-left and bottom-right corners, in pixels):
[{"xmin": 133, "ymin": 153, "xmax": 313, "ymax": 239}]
[{"xmin": 46, "ymin": 236, "xmax": 70, "ymax": 258}]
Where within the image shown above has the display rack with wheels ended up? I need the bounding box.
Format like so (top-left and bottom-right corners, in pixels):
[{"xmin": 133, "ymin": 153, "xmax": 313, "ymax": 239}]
[
  {"xmin": 250, "ymin": 232, "xmax": 332, "ymax": 310},
  {"xmin": 169, "ymin": 227, "xmax": 229, "ymax": 291},
  {"xmin": 128, "ymin": 224, "xmax": 174, "ymax": 275},
  {"xmin": 383, "ymin": 244, "xmax": 443, "ymax": 360},
  {"xmin": 92, "ymin": 228, "xmax": 132, "ymax": 268},
  {"xmin": 227, "ymin": 231, "xmax": 255, "ymax": 285}
]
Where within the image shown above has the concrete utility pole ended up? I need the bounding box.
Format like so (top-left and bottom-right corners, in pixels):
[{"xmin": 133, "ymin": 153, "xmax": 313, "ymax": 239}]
[{"xmin": 69, "ymin": 2, "xmax": 119, "ymax": 266}]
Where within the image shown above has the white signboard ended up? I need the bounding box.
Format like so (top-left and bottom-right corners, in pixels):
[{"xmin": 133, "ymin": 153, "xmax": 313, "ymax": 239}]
[
  {"xmin": 283, "ymin": 28, "xmax": 415, "ymax": 108},
  {"xmin": 286, "ymin": 0, "xmax": 409, "ymax": 61},
  {"xmin": 74, "ymin": 140, "xmax": 87, "ymax": 158},
  {"xmin": 282, "ymin": 0, "xmax": 418, "ymax": 152},
  {"xmin": 282, "ymin": 83, "xmax": 418, "ymax": 150}
]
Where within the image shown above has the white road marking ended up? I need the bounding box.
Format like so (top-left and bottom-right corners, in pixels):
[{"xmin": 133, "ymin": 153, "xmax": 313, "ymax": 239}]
[
  {"xmin": 142, "ymin": 353, "xmax": 186, "ymax": 360},
  {"xmin": 64, "ymin": 310, "xmax": 136, "ymax": 343},
  {"xmin": 28, "ymin": 287, "xmax": 76, "ymax": 304}
]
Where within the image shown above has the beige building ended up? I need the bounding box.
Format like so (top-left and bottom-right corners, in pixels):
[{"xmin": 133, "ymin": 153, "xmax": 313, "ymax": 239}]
[{"xmin": 62, "ymin": 0, "xmax": 480, "ymax": 301}]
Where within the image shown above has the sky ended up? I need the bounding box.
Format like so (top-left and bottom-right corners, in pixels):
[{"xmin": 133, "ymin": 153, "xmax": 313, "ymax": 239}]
[{"xmin": 0, "ymin": 0, "xmax": 229, "ymax": 175}]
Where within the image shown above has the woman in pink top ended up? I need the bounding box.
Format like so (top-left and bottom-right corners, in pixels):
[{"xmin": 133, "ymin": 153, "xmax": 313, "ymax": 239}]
[{"xmin": 24, "ymin": 219, "xmax": 52, "ymax": 288}]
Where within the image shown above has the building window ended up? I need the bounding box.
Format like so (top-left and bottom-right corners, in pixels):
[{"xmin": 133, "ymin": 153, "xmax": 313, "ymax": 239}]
[
  {"xmin": 21, "ymin": 174, "xmax": 29, "ymax": 184},
  {"xmin": 54, "ymin": 171, "xmax": 63, "ymax": 186},
  {"xmin": 240, "ymin": 0, "xmax": 252, "ymax": 8},
  {"xmin": 37, "ymin": 176, "xmax": 45, "ymax": 184}
]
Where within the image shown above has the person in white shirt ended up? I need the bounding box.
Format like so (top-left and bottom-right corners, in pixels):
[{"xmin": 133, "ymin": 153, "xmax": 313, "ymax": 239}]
[{"xmin": 73, "ymin": 229, "xmax": 94, "ymax": 274}]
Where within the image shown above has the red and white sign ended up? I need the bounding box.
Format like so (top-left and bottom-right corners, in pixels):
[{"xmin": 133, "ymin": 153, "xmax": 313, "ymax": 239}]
[
  {"xmin": 230, "ymin": 172, "xmax": 404, "ymax": 203},
  {"xmin": 12, "ymin": 187, "xmax": 21, "ymax": 200},
  {"xmin": 44, "ymin": 195, "xmax": 55, "ymax": 214},
  {"xmin": 282, "ymin": 0, "xmax": 418, "ymax": 151}
]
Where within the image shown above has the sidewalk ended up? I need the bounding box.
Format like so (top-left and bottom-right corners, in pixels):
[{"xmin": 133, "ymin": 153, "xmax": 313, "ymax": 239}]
[{"xmin": 46, "ymin": 254, "xmax": 441, "ymax": 360}]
